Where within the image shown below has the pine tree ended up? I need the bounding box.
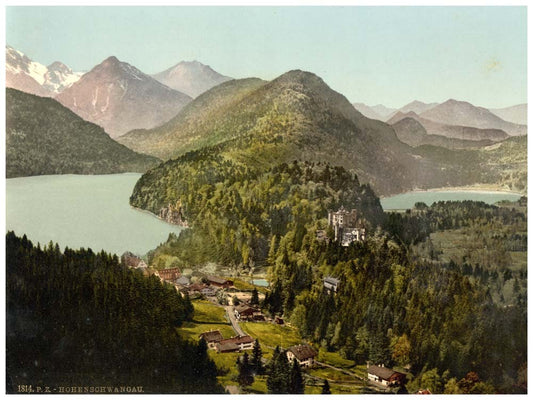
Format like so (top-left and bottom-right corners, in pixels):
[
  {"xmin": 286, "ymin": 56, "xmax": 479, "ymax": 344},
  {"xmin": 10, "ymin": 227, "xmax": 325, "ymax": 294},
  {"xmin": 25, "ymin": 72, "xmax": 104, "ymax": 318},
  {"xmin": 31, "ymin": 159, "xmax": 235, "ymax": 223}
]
[
  {"xmin": 267, "ymin": 347, "xmax": 289, "ymax": 393},
  {"xmin": 321, "ymin": 379, "xmax": 331, "ymax": 394},
  {"xmin": 251, "ymin": 339, "xmax": 264, "ymax": 374},
  {"xmin": 237, "ymin": 352, "xmax": 254, "ymax": 388},
  {"xmin": 251, "ymin": 287, "xmax": 259, "ymax": 305},
  {"xmin": 288, "ymin": 358, "xmax": 304, "ymax": 394}
]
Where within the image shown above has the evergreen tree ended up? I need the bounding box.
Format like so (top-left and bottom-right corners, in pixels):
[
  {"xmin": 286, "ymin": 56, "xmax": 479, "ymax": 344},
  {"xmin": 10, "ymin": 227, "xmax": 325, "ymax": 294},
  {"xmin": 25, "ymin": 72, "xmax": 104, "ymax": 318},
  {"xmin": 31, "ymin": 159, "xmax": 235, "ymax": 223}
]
[
  {"xmin": 251, "ymin": 339, "xmax": 264, "ymax": 374},
  {"xmin": 267, "ymin": 347, "xmax": 290, "ymax": 393},
  {"xmin": 250, "ymin": 287, "xmax": 259, "ymax": 305},
  {"xmin": 321, "ymin": 379, "xmax": 331, "ymax": 394},
  {"xmin": 288, "ymin": 358, "xmax": 305, "ymax": 394},
  {"xmin": 237, "ymin": 352, "xmax": 254, "ymax": 388}
]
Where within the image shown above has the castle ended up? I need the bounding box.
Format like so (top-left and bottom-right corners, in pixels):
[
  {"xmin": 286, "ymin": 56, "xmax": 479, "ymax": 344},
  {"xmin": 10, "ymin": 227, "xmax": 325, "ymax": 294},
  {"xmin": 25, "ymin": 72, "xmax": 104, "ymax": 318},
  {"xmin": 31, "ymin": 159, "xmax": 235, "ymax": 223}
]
[{"xmin": 328, "ymin": 206, "xmax": 366, "ymax": 246}]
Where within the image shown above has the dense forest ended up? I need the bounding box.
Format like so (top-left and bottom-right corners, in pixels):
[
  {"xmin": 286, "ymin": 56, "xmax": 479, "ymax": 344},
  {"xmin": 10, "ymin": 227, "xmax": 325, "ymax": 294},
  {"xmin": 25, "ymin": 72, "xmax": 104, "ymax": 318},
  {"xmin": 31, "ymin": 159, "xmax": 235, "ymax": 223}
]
[
  {"xmin": 132, "ymin": 152, "xmax": 384, "ymax": 268},
  {"xmin": 264, "ymin": 200, "xmax": 527, "ymax": 394},
  {"xmin": 6, "ymin": 232, "xmax": 222, "ymax": 393}
]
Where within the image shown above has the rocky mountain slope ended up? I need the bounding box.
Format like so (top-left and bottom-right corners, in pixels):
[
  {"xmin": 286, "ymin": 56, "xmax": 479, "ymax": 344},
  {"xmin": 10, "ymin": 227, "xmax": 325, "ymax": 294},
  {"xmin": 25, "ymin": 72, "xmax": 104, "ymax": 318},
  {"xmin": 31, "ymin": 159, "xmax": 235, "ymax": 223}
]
[
  {"xmin": 55, "ymin": 56, "xmax": 192, "ymax": 138},
  {"xmin": 152, "ymin": 60, "xmax": 232, "ymax": 98},
  {"xmin": 6, "ymin": 88, "xmax": 160, "ymax": 178},
  {"xmin": 6, "ymin": 45, "xmax": 82, "ymax": 97}
]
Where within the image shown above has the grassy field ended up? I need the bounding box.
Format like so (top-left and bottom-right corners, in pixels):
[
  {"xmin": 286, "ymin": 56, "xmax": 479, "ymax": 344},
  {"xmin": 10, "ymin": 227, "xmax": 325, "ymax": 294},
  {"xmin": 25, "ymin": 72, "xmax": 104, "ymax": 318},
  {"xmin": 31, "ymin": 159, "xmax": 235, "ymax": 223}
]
[
  {"xmin": 228, "ymin": 278, "xmax": 268, "ymax": 293},
  {"xmin": 240, "ymin": 321, "xmax": 303, "ymax": 350},
  {"xmin": 191, "ymin": 300, "xmax": 227, "ymax": 323},
  {"xmin": 317, "ymin": 348, "xmax": 356, "ymax": 369},
  {"xmin": 178, "ymin": 300, "xmax": 234, "ymax": 342}
]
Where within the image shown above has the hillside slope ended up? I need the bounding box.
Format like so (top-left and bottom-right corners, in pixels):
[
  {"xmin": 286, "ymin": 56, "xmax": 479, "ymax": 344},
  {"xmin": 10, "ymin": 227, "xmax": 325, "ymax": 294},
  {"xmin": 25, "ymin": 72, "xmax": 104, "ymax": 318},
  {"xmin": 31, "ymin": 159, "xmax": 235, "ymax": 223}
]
[
  {"xmin": 120, "ymin": 70, "xmax": 421, "ymax": 195},
  {"xmin": 6, "ymin": 88, "xmax": 160, "ymax": 178}
]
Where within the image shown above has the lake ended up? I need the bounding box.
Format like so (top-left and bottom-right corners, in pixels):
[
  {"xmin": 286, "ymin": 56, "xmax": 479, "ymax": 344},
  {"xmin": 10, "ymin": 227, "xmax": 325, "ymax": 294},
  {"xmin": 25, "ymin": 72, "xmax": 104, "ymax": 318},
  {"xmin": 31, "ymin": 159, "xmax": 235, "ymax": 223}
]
[
  {"xmin": 6, "ymin": 173, "xmax": 184, "ymax": 256},
  {"xmin": 252, "ymin": 279, "xmax": 269, "ymax": 287},
  {"xmin": 381, "ymin": 190, "xmax": 522, "ymax": 210}
]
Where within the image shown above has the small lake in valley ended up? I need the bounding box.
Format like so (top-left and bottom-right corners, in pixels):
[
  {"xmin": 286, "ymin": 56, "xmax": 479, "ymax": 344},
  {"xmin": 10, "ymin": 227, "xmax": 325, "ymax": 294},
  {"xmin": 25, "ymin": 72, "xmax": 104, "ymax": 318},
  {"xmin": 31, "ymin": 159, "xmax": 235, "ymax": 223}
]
[
  {"xmin": 6, "ymin": 173, "xmax": 184, "ymax": 256},
  {"xmin": 252, "ymin": 279, "xmax": 269, "ymax": 287},
  {"xmin": 380, "ymin": 190, "xmax": 523, "ymax": 210}
]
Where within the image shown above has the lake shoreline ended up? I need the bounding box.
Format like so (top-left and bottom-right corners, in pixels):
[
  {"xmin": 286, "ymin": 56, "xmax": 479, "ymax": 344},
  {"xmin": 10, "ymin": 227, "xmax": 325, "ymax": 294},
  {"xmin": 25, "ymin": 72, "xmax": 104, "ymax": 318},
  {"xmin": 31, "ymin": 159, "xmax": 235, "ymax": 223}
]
[{"xmin": 382, "ymin": 186, "xmax": 525, "ymax": 199}]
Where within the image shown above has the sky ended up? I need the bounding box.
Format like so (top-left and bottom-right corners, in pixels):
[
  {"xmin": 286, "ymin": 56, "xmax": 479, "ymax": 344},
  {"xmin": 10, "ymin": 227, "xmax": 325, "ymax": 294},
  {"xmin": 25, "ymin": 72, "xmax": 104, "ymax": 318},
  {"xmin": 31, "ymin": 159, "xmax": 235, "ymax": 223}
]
[{"xmin": 5, "ymin": 6, "xmax": 527, "ymax": 109}]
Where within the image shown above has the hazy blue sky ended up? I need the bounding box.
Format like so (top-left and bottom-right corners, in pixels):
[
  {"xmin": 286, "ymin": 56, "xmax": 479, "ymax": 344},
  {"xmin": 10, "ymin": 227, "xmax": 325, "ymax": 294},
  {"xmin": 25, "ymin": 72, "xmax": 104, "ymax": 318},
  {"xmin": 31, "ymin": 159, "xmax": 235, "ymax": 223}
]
[{"xmin": 6, "ymin": 6, "xmax": 527, "ymax": 108}]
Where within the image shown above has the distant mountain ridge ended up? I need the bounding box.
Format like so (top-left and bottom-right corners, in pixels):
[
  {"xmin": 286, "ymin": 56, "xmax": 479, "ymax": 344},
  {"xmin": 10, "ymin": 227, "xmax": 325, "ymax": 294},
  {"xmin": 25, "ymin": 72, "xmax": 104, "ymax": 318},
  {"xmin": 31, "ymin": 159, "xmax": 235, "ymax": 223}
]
[
  {"xmin": 55, "ymin": 56, "xmax": 192, "ymax": 138},
  {"xmin": 6, "ymin": 88, "xmax": 160, "ymax": 178},
  {"xmin": 152, "ymin": 60, "xmax": 232, "ymax": 98},
  {"xmin": 489, "ymin": 104, "xmax": 527, "ymax": 125},
  {"xmin": 388, "ymin": 111, "xmax": 509, "ymax": 143},
  {"xmin": 6, "ymin": 45, "xmax": 82, "ymax": 96},
  {"xmin": 398, "ymin": 100, "xmax": 438, "ymax": 115},
  {"xmin": 391, "ymin": 117, "xmax": 501, "ymax": 150},
  {"xmin": 420, "ymin": 99, "xmax": 526, "ymax": 136}
]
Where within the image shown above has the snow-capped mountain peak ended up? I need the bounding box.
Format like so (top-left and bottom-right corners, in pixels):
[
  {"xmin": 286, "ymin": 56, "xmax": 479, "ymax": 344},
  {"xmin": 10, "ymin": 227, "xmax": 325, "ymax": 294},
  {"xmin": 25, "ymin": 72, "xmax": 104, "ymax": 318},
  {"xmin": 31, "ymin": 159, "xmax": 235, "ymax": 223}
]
[{"xmin": 6, "ymin": 45, "xmax": 83, "ymax": 96}]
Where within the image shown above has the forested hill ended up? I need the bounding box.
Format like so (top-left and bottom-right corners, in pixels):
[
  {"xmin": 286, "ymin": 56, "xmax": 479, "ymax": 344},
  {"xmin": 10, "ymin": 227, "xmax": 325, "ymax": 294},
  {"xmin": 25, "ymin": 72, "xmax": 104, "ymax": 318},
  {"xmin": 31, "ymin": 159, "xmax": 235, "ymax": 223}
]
[
  {"xmin": 121, "ymin": 70, "xmax": 526, "ymax": 196},
  {"xmin": 6, "ymin": 88, "xmax": 160, "ymax": 178},
  {"xmin": 121, "ymin": 70, "xmax": 420, "ymax": 196},
  {"xmin": 6, "ymin": 232, "xmax": 223, "ymax": 393},
  {"xmin": 131, "ymin": 156, "xmax": 384, "ymax": 267}
]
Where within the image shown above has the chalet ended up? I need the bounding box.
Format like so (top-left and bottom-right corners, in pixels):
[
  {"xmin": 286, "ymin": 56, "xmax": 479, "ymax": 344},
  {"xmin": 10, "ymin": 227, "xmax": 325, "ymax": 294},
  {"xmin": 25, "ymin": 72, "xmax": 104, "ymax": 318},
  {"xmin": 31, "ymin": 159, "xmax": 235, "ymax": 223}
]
[
  {"xmin": 199, "ymin": 330, "xmax": 224, "ymax": 349},
  {"xmin": 207, "ymin": 276, "xmax": 234, "ymax": 288},
  {"xmin": 215, "ymin": 341, "xmax": 240, "ymax": 353},
  {"xmin": 323, "ymin": 276, "xmax": 340, "ymax": 293},
  {"xmin": 367, "ymin": 365, "xmax": 406, "ymax": 387},
  {"xmin": 215, "ymin": 335, "xmax": 254, "ymax": 353},
  {"xmin": 234, "ymin": 304, "xmax": 257, "ymax": 321},
  {"xmin": 157, "ymin": 267, "xmax": 182, "ymax": 282},
  {"xmin": 286, "ymin": 344, "xmax": 317, "ymax": 368}
]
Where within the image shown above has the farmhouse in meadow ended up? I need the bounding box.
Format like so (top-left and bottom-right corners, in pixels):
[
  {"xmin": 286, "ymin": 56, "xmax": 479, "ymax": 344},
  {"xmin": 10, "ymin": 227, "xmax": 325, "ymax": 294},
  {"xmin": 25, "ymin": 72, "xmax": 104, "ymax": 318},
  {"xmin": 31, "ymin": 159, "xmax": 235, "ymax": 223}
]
[
  {"xmin": 215, "ymin": 335, "xmax": 254, "ymax": 353},
  {"xmin": 367, "ymin": 365, "xmax": 406, "ymax": 387},
  {"xmin": 286, "ymin": 344, "xmax": 318, "ymax": 368},
  {"xmin": 199, "ymin": 330, "xmax": 224, "ymax": 349}
]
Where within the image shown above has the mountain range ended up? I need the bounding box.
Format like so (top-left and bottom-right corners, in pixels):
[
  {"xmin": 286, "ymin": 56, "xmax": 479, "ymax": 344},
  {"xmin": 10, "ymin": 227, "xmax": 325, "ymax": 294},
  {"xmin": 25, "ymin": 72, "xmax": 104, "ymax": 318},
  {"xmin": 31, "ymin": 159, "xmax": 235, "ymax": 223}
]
[
  {"xmin": 151, "ymin": 60, "xmax": 232, "ymax": 98},
  {"xmin": 354, "ymin": 99, "xmax": 527, "ymax": 137},
  {"xmin": 388, "ymin": 110, "xmax": 509, "ymax": 147},
  {"xmin": 6, "ymin": 46, "xmax": 235, "ymax": 137},
  {"xmin": 6, "ymin": 88, "xmax": 160, "ymax": 178},
  {"xmin": 419, "ymin": 99, "xmax": 526, "ymax": 136},
  {"xmin": 55, "ymin": 56, "xmax": 192, "ymax": 138},
  {"xmin": 6, "ymin": 45, "xmax": 82, "ymax": 97}
]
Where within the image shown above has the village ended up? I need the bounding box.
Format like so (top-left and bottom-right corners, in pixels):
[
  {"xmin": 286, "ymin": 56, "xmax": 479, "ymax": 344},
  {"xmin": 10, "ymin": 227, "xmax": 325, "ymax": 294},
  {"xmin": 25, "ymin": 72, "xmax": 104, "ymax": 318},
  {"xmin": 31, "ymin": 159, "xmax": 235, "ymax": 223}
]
[{"xmin": 120, "ymin": 207, "xmax": 418, "ymax": 394}]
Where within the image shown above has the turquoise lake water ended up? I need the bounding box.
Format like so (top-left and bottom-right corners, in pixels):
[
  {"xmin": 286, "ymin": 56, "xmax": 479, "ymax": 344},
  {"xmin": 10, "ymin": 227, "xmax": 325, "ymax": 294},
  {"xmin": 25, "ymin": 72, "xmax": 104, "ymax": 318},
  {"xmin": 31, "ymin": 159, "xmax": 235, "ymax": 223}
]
[
  {"xmin": 380, "ymin": 190, "xmax": 522, "ymax": 210},
  {"xmin": 6, "ymin": 174, "xmax": 183, "ymax": 256},
  {"xmin": 252, "ymin": 279, "xmax": 269, "ymax": 287}
]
